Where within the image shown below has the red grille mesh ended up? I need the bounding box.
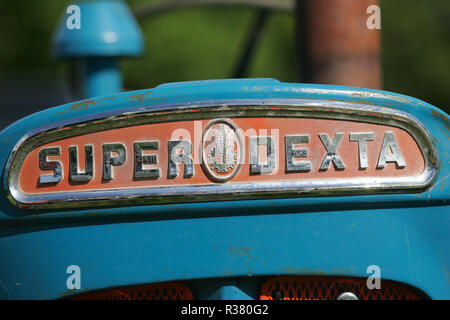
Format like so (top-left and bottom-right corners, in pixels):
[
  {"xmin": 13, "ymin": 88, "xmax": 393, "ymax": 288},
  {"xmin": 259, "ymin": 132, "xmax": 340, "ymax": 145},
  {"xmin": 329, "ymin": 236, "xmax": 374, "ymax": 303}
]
[
  {"xmin": 68, "ymin": 277, "xmax": 424, "ymax": 300},
  {"xmin": 69, "ymin": 282, "xmax": 193, "ymax": 300},
  {"xmin": 260, "ymin": 276, "xmax": 423, "ymax": 300}
]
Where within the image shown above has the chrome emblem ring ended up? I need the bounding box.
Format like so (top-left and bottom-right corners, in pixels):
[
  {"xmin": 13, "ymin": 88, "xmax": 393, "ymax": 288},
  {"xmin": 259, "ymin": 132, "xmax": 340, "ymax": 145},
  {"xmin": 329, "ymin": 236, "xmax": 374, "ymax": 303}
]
[{"xmin": 201, "ymin": 119, "xmax": 244, "ymax": 182}]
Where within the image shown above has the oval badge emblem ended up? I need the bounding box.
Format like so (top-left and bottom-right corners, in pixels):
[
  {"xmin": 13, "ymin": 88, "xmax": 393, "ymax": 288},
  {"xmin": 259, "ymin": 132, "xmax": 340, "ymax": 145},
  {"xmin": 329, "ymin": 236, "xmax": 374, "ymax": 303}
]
[{"xmin": 201, "ymin": 119, "xmax": 244, "ymax": 182}]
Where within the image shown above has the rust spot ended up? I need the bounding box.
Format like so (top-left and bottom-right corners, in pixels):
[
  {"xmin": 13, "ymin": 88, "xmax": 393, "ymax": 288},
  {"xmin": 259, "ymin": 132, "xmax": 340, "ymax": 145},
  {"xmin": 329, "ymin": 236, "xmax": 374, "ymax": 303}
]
[
  {"xmin": 227, "ymin": 246, "xmax": 252, "ymax": 260},
  {"xmin": 431, "ymin": 109, "xmax": 449, "ymax": 121},
  {"xmin": 99, "ymin": 96, "xmax": 116, "ymax": 102},
  {"xmin": 58, "ymin": 99, "xmax": 97, "ymax": 115},
  {"xmin": 282, "ymin": 266, "xmax": 356, "ymax": 276},
  {"xmin": 282, "ymin": 266, "xmax": 327, "ymax": 275},
  {"xmin": 127, "ymin": 90, "xmax": 161, "ymax": 103},
  {"xmin": 431, "ymin": 110, "xmax": 450, "ymax": 130},
  {"xmin": 128, "ymin": 93, "xmax": 146, "ymax": 102}
]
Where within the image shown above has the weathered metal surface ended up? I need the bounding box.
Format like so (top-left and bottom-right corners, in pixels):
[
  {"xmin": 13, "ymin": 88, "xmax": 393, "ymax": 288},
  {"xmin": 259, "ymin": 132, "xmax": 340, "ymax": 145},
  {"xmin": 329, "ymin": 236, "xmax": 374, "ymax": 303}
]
[
  {"xmin": 0, "ymin": 79, "xmax": 448, "ymax": 299},
  {"xmin": 6, "ymin": 100, "xmax": 437, "ymax": 210}
]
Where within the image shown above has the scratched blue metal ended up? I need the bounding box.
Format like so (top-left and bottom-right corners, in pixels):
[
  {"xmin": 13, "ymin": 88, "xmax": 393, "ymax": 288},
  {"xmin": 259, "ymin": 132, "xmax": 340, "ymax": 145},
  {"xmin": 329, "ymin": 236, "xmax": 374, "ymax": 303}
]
[{"xmin": 0, "ymin": 79, "xmax": 448, "ymax": 299}]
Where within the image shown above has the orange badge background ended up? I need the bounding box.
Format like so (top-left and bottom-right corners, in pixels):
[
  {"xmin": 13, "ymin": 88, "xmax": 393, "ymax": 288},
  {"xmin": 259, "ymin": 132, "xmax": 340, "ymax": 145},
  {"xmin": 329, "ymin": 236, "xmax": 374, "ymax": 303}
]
[{"xmin": 18, "ymin": 117, "xmax": 425, "ymax": 195}]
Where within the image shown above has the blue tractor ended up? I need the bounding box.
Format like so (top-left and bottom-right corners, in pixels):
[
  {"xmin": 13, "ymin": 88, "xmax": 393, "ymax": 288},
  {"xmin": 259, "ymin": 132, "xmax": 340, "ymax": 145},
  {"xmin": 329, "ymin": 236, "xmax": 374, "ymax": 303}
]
[{"xmin": 0, "ymin": 0, "xmax": 448, "ymax": 300}]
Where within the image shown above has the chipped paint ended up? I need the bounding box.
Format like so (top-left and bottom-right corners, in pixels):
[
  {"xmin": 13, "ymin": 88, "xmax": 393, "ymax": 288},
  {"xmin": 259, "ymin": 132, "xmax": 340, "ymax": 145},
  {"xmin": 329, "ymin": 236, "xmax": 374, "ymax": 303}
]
[
  {"xmin": 431, "ymin": 109, "xmax": 450, "ymax": 131},
  {"xmin": 127, "ymin": 90, "xmax": 154, "ymax": 102},
  {"xmin": 127, "ymin": 90, "xmax": 167, "ymax": 104},
  {"xmin": 281, "ymin": 266, "xmax": 356, "ymax": 276},
  {"xmin": 282, "ymin": 266, "xmax": 326, "ymax": 275},
  {"xmin": 350, "ymin": 91, "xmax": 410, "ymax": 103},
  {"xmin": 227, "ymin": 246, "xmax": 252, "ymax": 261},
  {"xmin": 57, "ymin": 99, "xmax": 97, "ymax": 115}
]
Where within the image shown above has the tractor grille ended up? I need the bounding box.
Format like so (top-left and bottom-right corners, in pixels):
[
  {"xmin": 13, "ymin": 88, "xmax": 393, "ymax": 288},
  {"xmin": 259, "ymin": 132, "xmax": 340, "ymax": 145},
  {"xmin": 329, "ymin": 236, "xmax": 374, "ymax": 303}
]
[
  {"xmin": 260, "ymin": 276, "xmax": 424, "ymax": 300},
  {"xmin": 67, "ymin": 277, "xmax": 426, "ymax": 300},
  {"xmin": 69, "ymin": 282, "xmax": 193, "ymax": 300}
]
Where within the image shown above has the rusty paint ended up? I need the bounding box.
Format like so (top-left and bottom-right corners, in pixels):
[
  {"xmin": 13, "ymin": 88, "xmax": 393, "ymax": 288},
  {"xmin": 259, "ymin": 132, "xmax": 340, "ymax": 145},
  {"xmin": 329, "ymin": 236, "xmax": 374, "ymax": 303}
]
[
  {"xmin": 128, "ymin": 93, "xmax": 149, "ymax": 103},
  {"xmin": 126, "ymin": 90, "xmax": 169, "ymax": 104},
  {"xmin": 227, "ymin": 246, "xmax": 252, "ymax": 261},
  {"xmin": 431, "ymin": 109, "xmax": 450, "ymax": 130},
  {"xmin": 431, "ymin": 109, "xmax": 449, "ymax": 122},
  {"xmin": 99, "ymin": 96, "xmax": 116, "ymax": 102},
  {"xmin": 57, "ymin": 99, "xmax": 97, "ymax": 115},
  {"xmin": 282, "ymin": 266, "xmax": 355, "ymax": 276},
  {"xmin": 282, "ymin": 266, "xmax": 326, "ymax": 275}
]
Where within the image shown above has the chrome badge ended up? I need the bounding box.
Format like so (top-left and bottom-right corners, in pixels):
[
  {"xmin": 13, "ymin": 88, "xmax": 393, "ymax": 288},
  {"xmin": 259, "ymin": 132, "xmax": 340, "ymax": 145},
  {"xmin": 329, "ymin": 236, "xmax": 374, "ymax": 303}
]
[{"xmin": 4, "ymin": 100, "xmax": 439, "ymax": 210}]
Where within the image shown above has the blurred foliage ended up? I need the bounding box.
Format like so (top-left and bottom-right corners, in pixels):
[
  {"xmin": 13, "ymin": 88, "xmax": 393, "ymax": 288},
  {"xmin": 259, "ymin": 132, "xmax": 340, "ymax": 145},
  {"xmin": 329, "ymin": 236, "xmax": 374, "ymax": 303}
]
[
  {"xmin": 382, "ymin": 0, "xmax": 450, "ymax": 112},
  {"xmin": 123, "ymin": 0, "xmax": 297, "ymax": 88},
  {"xmin": 0, "ymin": 0, "xmax": 448, "ymax": 112}
]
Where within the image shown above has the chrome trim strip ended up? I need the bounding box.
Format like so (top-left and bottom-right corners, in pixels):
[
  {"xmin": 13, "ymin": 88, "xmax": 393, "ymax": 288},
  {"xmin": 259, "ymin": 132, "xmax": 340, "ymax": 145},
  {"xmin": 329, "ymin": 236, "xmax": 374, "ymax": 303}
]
[{"xmin": 5, "ymin": 99, "xmax": 439, "ymax": 210}]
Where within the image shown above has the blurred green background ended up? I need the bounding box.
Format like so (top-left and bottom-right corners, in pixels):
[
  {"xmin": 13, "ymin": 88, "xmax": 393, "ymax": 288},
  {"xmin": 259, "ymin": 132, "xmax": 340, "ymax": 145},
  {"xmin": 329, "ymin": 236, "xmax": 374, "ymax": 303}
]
[{"xmin": 0, "ymin": 0, "xmax": 448, "ymax": 129}]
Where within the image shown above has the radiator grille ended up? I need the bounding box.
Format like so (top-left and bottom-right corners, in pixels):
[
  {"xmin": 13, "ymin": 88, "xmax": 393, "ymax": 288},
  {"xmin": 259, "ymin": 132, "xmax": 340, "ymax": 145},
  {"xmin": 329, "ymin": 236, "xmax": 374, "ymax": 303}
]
[
  {"xmin": 68, "ymin": 277, "xmax": 425, "ymax": 300},
  {"xmin": 260, "ymin": 276, "xmax": 424, "ymax": 300},
  {"xmin": 69, "ymin": 282, "xmax": 193, "ymax": 300}
]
